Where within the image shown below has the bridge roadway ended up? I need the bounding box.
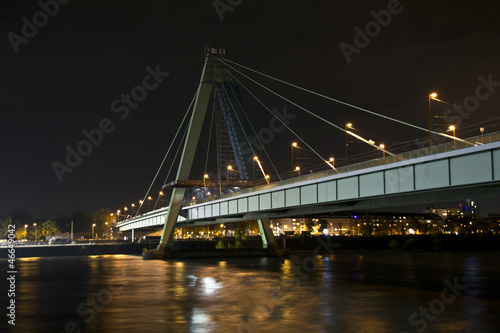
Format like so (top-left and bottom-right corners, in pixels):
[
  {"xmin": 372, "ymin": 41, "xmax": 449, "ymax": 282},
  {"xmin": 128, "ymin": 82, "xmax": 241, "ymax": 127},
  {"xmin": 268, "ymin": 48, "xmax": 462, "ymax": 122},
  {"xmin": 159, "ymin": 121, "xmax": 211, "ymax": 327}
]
[{"xmin": 117, "ymin": 134, "xmax": 500, "ymax": 234}]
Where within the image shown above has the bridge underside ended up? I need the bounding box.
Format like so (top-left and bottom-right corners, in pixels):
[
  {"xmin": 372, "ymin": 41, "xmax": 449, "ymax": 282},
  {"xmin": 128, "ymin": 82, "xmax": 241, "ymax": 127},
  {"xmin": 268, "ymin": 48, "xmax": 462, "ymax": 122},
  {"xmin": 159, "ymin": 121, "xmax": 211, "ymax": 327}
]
[{"xmin": 176, "ymin": 183, "xmax": 500, "ymax": 227}]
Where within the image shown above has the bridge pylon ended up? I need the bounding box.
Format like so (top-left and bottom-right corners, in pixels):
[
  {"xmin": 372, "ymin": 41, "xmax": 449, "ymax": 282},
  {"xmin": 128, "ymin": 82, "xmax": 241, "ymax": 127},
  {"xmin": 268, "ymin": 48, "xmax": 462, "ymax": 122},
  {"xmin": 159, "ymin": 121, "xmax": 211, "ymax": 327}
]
[{"xmin": 153, "ymin": 47, "xmax": 282, "ymax": 258}]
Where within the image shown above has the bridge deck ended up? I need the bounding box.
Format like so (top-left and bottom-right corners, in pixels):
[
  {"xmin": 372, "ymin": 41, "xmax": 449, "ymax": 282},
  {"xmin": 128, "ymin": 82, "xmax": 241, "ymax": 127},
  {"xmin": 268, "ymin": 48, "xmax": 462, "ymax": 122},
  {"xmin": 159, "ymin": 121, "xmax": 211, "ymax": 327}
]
[{"xmin": 117, "ymin": 132, "xmax": 500, "ymax": 232}]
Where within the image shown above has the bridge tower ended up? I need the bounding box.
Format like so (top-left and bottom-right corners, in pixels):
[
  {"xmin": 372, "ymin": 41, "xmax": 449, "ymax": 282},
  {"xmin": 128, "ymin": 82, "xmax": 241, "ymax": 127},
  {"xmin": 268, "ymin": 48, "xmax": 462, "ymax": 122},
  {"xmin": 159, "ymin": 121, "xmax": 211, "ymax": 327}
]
[{"xmin": 155, "ymin": 47, "xmax": 278, "ymax": 258}]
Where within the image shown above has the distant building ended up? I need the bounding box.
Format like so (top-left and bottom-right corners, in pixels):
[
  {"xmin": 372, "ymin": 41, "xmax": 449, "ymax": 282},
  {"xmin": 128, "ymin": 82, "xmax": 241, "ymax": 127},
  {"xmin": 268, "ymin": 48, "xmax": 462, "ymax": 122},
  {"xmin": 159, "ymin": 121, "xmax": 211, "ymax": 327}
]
[
  {"xmin": 270, "ymin": 212, "xmax": 442, "ymax": 236},
  {"xmin": 424, "ymin": 199, "xmax": 479, "ymax": 219},
  {"xmin": 424, "ymin": 207, "xmax": 461, "ymax": 219}
]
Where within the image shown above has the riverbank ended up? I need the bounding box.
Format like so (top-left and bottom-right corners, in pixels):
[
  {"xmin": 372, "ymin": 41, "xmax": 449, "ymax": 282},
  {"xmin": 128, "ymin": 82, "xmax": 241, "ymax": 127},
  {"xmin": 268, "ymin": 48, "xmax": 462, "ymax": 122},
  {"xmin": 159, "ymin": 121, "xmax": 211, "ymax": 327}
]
[
  {"xmin": 0, "ymin": 242, "xmax": 146, "ymax": 259},
  {"xmin": 2, "ymin": 235, "xmax": 499, "ymax": 259}
]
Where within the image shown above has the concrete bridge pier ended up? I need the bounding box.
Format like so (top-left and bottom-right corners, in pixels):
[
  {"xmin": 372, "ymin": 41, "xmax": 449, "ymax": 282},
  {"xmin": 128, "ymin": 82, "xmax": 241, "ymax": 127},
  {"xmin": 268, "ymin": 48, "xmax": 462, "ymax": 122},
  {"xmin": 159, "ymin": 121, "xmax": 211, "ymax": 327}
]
[
  {"xmin": 257, "ymin": 218, "xmax": 278, "ymax": 250},
  {"xmin": 257, "ymin": 218, "xmax": 290, "ymax": 256}
]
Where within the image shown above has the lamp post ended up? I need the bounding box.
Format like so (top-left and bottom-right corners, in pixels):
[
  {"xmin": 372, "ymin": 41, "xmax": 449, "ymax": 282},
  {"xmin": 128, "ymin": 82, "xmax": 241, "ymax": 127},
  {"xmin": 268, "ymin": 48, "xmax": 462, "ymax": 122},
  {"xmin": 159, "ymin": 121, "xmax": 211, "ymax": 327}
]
[
  {"xmin": 291, "ymin": 142, "xmax": 297, "ymax": 177},
  {"xmin": 227, "ymin": 165, "xmax": 232, "ymax": 188},
  {"xmin": 203, "ymin": 174, "xmax": 209, "ymax": 188},
  {"xmin": 33, "ymin": 223, "xmax": 37, "ymax": 242},
  {"xmin": 159, "ymin": 191, "xmax": 164, "ymax": 207},
  {"xmin": 449, "ymin": 125, "xmax": 456, "ymax": 148},
  {"xmin": 345, "ymin": 123, "xmax": 352, "ymax": 166},
  {"xmin": 117, "ymin": 210, "xmax": 121, "ymax": 223},
  {"xmin": 327, "ymin": 157, "xmax": 335, "ymax": 169},
  {"xmin": 131, "ymin": 203, "xmax": 136, "ymax": 215},
  {"xmin": 147, "ymin": 196, "xmax": 153, "ymax": 211},
  {"xmin": 293, "ymin": 166, "xmax": 300, "ymax": 177},
  {"xmin": 92, "ymin": 223, "xmax": 96, "ymax": 240},
  {"xmin": 429, "ymin": 93, "xmax": 437, "ymax": 148},
  {"xmin": 253, "ymin": 156, "xmax": 258, "ymax": 185},
  {"xmin": 379, "ymin": 144, "xmax": 385, "ymax": 157},
  {"xmin": 24, "ymin": 224, "xmax": 27, "ymax": 240},
  {"xmin": 480, "ymin": 127, "xmax": 485, "ymax": 143}
]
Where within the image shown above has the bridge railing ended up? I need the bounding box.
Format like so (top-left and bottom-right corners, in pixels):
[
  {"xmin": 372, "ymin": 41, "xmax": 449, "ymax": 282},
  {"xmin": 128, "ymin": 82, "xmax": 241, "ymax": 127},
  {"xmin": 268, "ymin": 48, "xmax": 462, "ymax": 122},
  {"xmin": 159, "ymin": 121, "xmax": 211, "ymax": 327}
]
[{"xmin": 187, "ymin": 131, "xmax": 500, "ymax": 205}]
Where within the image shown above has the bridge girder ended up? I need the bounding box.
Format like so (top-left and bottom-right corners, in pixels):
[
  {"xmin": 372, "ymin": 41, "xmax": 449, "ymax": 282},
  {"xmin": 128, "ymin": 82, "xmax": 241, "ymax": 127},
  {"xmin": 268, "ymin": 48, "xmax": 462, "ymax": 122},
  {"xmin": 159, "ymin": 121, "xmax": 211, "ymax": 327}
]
[{"xmin": 174, "ymin": 183, "xmax": 500, "ymax": 227}]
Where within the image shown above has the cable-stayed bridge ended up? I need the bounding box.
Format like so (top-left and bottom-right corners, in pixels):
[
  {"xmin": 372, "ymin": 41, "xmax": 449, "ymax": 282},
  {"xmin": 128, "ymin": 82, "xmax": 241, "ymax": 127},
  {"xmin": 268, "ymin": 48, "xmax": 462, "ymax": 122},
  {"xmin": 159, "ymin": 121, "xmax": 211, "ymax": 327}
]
[{"xmin": 116, "ymin": 47, "xmax": 500, "ymax": 258}]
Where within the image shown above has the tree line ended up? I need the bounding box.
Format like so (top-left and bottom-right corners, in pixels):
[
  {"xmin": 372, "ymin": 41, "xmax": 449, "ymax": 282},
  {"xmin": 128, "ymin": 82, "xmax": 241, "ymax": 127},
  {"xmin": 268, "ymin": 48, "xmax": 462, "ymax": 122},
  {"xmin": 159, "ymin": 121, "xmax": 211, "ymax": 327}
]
[{"xmin": 0, "ymin": 208, "xmax": 113, "ymax": 240}]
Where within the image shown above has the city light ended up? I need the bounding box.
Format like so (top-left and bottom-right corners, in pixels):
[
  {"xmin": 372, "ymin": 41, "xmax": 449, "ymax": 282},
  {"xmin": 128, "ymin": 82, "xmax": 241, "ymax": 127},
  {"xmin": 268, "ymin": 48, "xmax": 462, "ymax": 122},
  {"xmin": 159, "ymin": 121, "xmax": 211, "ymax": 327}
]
[
  {"xmin": 293, "ymin": 166, "xmax": 300, "ymax": 177},
  {"xmin": 428, "ymin": 93, "xmax": 437, "ymax": 147},
  {"xmin": 345, "ymin": 123, "xmax": 352, "ymax": 166}
]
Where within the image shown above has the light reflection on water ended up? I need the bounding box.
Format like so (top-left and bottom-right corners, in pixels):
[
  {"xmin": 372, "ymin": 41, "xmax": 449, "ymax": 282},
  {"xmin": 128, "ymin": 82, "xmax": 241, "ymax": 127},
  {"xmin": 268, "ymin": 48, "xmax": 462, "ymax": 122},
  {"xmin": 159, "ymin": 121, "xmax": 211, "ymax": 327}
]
[{"xmin": 4, "ymin": 252, "xmax": 500, "ymax": 333}]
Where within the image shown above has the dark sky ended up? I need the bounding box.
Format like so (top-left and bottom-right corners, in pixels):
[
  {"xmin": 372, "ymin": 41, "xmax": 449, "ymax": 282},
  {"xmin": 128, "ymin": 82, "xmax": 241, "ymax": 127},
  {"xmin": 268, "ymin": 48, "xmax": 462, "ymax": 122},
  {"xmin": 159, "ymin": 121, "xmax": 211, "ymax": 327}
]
[{"xmin": 1, "ymin": 0, "xmax": 499, "ymax": 218}]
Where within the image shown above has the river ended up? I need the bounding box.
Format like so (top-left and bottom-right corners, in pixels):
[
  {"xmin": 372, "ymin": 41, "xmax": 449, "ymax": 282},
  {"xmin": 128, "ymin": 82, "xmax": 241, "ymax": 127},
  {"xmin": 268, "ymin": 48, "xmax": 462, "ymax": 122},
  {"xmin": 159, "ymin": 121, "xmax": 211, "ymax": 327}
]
[{"xmin": 3, "ymin": 251, "xmax": 500, "ymax": 333}]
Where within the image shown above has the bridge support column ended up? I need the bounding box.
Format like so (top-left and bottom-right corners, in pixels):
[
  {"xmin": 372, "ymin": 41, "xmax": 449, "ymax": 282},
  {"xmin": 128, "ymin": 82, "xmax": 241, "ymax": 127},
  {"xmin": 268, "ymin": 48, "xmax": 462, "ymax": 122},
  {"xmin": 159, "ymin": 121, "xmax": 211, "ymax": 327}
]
[
  {"xmin": 131, "ymin": 229, "xmax": 135, "ymax": 242},
  {"xmin": 154, "ymin": 53, "xmax": 214, "ymax": 259},
  {"xmin": 257, "ymin": 218, "xmax": 278, "ymax": 250}
]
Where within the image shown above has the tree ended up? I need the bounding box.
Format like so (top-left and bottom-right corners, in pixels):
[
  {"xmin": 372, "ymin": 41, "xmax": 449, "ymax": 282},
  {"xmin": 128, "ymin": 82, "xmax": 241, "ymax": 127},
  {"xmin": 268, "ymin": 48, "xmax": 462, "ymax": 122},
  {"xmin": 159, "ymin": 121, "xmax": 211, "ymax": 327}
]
[
  {"xmin": 15, "ymin": 229, "xmax": 26, "ymax": 240},
  {"xmin": 92, "ymin": 208, "xmax": 112, "ymax": 239},
  {"xmin": 359, "ymin": 223, "xmax": 373, "ymax": 236},
  {"xmin": 0, "ymin": 216, "xmax": 12, "ymax": 238},
  {"xmin": 41, "ymin": 220, "xmax": 61, "ymax": 238},
  {"xmin": 305, "ymin": 218, "xmax": 316, "ymax": 232},
  {"xmin": 318, "ymin": 219, "xmax": 328, "ymax": 233}
]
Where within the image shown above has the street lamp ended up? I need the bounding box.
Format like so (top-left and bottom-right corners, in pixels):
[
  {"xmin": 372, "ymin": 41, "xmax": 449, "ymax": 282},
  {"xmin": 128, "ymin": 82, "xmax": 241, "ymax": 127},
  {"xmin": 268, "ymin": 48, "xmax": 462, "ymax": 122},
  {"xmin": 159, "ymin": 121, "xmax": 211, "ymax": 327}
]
[
  {"xmin": 147, "ymin": 196, "xmax": 153, "ymax": 210},
  {"xmin": 227, "ymin": 165, "xmax": 232, "ymax": 187},
  {"xmin": 253, "ymin": 156, "xmax": 258, "ymax": 185},
  {"xmin": 117, "ymin": 210, "xmax": 121, "ymax": 223},
  {"xmin": 448, "ymin": 125, "xmax": 456, "ymax": 137},
  {"xmin": 203, "ymin": 174, "xmax": 209, "ymax": 188},
  {"xmin": 379, "ymin": 144, "xmax": 385, "ymax": 157},
  {"xmin": 131, "ymin": 203, "xmax": 136, "ymax": 215},
  {"xmin": 345, "ymin": 123, "xmax": 352, "ymax": 166},
  {"xmin": 33, "ymin": 223, "xmax": 37, "ymax": 241},
  {"xmin": 158, "ymin": 191, "xmax": 164, "ymax": 207},
  {"xmin": 327, "ymin": 157, "xmax": 335, "ymax": 169},
  {"xmin": 480, "ymin": 127, "xmax": 485, "ymax": 143},
  {"xmin": 449, "ymin": 125, "xmax": 456, "ymax": 148},
  {"xmin": 92, "ymin": 223, "xmax": 96, "ymax": 240},
  {"xmin": 291, "ymin": 142, "xmax": 297, "ymax": 177},
  {"xmin": 429, "ymin": 93, "xmax": 438, "ymax": 148},
  {"xmin": 293, "ymin": 166, "xmax": 301, "ymax": 177},
  {"xmin": 24, "ymin": 224, "xmax": 27, "ymax": 239}
]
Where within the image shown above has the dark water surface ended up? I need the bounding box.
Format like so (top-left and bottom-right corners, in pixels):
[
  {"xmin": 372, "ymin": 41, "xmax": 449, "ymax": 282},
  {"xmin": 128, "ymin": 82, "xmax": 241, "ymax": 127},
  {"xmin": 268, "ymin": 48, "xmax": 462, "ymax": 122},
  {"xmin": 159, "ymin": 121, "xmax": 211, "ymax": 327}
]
[{"xmin": 3, "ymin": 251, "xmax": 500, "ymax": 333}]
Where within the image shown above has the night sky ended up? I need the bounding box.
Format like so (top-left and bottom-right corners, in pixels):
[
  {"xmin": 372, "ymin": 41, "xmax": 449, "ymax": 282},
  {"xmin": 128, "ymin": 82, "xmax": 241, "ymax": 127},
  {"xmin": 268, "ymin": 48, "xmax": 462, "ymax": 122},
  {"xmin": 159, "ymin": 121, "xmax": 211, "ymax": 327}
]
[{"xmin": 1, "ymin": 0, "xmax": 499, "ymax": 218}]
